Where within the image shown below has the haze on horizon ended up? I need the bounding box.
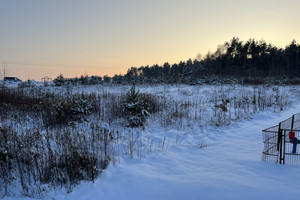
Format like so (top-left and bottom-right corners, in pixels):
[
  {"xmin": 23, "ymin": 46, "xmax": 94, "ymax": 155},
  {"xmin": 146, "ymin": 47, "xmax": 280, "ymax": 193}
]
[{"xmin": 1, "ymin": 0, "xmax": 300, "ymax": 81}]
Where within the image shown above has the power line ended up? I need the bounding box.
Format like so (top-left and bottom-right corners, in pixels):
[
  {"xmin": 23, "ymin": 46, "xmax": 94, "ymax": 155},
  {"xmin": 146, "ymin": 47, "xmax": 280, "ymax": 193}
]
[
  {"xmin": 1, "ymin": 60, "xmax": 118, "ymax": 70},
  {"xmin": 0, "ymin": 60, "xmax": 84, "ymax": 68}
]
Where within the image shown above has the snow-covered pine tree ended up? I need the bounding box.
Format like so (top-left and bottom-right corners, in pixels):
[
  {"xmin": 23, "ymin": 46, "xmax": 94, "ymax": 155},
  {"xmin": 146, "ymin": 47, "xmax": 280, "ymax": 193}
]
[{"xmin": 122, "ymin": 86, "xmax": 151, "ymax": 127}]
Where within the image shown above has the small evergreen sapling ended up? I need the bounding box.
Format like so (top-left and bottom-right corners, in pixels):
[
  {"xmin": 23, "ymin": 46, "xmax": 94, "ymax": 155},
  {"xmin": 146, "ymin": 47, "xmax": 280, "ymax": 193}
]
[
  {"xmin": 72, "ymin": 98, "xmax": 93, "ymax": 116},
  {"xmin": 122, "ymin": 86, "xmax": 151, "ymax": 127}
]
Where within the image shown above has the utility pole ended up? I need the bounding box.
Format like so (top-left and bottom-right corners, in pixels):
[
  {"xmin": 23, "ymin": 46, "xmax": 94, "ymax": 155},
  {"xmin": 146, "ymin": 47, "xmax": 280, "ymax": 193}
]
[{"xmin": 1, "ymin": 62, "xmax": 7, "ymax": 86}]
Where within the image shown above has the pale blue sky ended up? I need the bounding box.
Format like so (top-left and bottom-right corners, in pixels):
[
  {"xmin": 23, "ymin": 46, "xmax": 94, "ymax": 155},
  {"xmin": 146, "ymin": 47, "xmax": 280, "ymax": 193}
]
[{"xmin": 1, "ymin": 0, "xmax": 300, "ymax": 80}]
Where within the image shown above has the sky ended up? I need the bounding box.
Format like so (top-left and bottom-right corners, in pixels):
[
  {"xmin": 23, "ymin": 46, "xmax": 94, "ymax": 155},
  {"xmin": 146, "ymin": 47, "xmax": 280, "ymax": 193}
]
[{"xmin": 0, "ymin": 0, "xmax": 300, "ymax": 81}]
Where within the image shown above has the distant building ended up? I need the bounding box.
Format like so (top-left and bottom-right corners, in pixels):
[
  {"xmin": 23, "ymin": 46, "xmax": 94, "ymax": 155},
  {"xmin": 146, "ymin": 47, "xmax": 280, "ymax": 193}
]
[{"xmin": 4, "ymin": 77, "xmax": 22, "ymax": 82}]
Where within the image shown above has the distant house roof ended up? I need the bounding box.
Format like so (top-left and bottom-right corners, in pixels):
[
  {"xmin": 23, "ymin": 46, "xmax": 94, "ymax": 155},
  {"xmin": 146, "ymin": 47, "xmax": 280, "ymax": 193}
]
[{"xmin": 4, "ymin": 77, "xmax": 22, "ymax": 82}]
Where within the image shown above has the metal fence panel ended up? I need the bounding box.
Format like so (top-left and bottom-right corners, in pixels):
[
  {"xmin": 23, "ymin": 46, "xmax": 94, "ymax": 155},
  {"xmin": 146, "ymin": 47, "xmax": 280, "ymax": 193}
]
[
  {"xmin": 283, "ymin": 130, "xmax": 300, "ymax": 165},
  {"xmin": 262, "ymin": 113, "xmax": 300, "ymax": 165},
  {"xmin": 262, "ymin": 130, "xmax": 279, "ymax": 163}
]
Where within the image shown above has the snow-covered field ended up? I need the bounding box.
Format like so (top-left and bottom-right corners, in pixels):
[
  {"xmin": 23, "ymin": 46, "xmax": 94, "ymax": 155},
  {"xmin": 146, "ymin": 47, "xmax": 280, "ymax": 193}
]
[
  {"xmin": 51, "ymin": 105, "xmax": 300, "ymax": 200},
  {"xmin": 2, "ymin": 84, "xmax": 300, "ymax": 200}
]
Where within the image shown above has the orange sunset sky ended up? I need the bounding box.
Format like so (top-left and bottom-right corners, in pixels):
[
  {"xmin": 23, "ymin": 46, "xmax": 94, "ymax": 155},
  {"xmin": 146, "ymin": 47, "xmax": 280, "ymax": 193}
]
[{"xmin": 1, "ymin": 0, "xmax": 300, "ymax": 81}]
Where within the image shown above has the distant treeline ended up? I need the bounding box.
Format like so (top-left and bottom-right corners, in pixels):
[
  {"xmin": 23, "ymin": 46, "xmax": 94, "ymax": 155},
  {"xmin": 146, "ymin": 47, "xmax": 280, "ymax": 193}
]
[{"xmin": 54, "ymin": 37, "xmax": 300, "ymax": 85}]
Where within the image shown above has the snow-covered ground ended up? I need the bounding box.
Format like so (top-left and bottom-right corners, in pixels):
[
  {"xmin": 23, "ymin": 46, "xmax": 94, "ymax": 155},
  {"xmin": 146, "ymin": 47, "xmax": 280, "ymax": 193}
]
[
  {"xmin": 5, "ymin": 103, "xmax": 299, "ymax": 200},
  {"xmin": 2, "ymin": 84, "xmax": 300, "ymax": 200},
  {"xmin": 54, "ymin": 103, "xmax": 299, "ymax": 200}
]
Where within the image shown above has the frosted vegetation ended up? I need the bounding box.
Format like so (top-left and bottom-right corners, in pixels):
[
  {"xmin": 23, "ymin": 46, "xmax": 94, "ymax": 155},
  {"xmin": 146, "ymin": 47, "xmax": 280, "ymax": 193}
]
[{"xmin": 0, "ymin": 83, "xmax": 299, "ymax": 198}]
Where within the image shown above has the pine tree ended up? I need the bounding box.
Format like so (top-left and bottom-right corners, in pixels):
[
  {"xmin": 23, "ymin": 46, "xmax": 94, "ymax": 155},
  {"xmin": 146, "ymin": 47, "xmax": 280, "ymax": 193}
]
[{"xmin": 122, "ymin": 86, "xmax": 151, "ymax": 127}]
